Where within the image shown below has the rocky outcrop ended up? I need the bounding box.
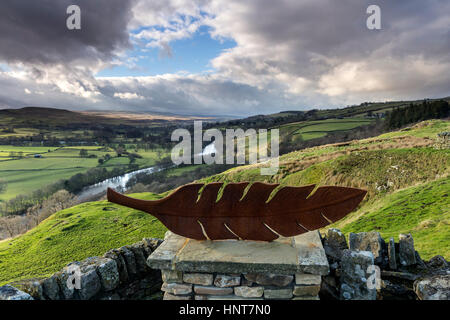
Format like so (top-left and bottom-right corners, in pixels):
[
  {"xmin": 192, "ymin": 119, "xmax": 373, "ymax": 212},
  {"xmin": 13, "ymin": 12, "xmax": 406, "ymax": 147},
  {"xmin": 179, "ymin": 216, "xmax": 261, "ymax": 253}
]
[{"xmin": 320, "ymin": 230, "xmax": 450, "ymax": 300}]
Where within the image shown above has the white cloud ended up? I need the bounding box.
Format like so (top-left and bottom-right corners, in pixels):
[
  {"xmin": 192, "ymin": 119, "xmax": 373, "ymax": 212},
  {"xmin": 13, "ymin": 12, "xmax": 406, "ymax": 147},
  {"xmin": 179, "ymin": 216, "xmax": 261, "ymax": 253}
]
[
  {"xmin": 0, "ymin": 0, "xmax": 449, "ymax": 116},
  {"xmin": 113, "ymin": 92, "xmax": 145, "ymax": 100}
]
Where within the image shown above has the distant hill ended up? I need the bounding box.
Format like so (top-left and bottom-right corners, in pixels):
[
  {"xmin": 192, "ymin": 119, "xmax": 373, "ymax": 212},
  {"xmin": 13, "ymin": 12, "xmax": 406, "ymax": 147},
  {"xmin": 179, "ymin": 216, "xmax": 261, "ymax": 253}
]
[
  {"xmin": 0, "ymin": 106, "xmax": 216, "ymax": 128},
  {"xmin": 2, "ymin": 97, "xmax": 449, "ymax": 128},
  {"xmin": 221, "ymin": 97, "xmax": 450, "ymax": 127}
]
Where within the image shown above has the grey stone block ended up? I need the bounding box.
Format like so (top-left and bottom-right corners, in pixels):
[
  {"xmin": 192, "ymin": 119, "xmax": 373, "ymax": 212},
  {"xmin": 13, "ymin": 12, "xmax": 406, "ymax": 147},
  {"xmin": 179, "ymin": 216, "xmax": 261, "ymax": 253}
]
[
  {"xmin": 234, "ymin": 286, "xmax": 264, "ymax": 298},
  {"xmin": 161, "ymin": 282, "xmax": 193, "ymax": 295},
  {"xmin": 93, "ymin": 257, "xmax": 120, "ymax": 291},
  {"xmin": 339, "ymin": 250, "xmax": 377, "ymax": 300},
  {"xmin": 147, "ymin": 232, "xmax": 186, "ymax": 270},
  {"xmin": 161, "ymin": 269, "xmax": 183, "ymax": 283},
  {"xmin": 57, "ymin": 259, "xmax": 103, "ymax": 300},
  {"xmin": 118, "ymin": 246, "xmax": 137, "ymax": 275},
  {"xmin": 264, "ymin": 288, "xmax": 293, "ymax": 299},
  {"xmin": 42, "ymin": 275, "xmax": 61, "ymax": 300},
  {"xmin": 0, "ymin": 285, "xmax": 33, "ymax": 300},
  {"xmin": 323, "ymin": 228, "xmax": 348, "ymax": 261},
  {"xmin": 388, "ymin": 237, "xmax": 397, "ymax": 270},
  {"xmin": 295, "ymin": 273, "xmax": 321, "ymax": 286},
  {"xmin": 214, "ymin": 274, "xmax": 241, "ymax": 287},
  {"xmin": 293, "ymin": 284, "xmax": 320, "ymax": 296},
  {"xmin": 244, "ymin": 273, "xmax": 293, "ymax": 287},
  {"xmin": 194, "ymin": 285, "xmax": 233, "ymax": 295},
  {"xmin": 78, "ymin": 265, "xmax": 101, "ymax": 300},
  {"xmin": 295, "ymin": 231, "xmax": 329, "ymax": 275},
  {"xmin": 349, "ymin": 231, "xmax": 385, "ymax": 265},
  {"xmin": 399, "ymin": 234, "xmax": 416, "ymax": 266},
  {"xmin": 414, "ymin": 275, "xmax": 450, "ymax": 300},
  {"xmin": 163, "ymin": 292, "xmax": 192, "ymax": 300},
  {"xmin": 129, "ymin": 243, "xmax": 148, "ymax": 274},
  {"xmin": 183, "ymin": 273, "xmax": 214, "ymax": 286},
  {"xmin": 21, "ymin": 280, "xmax": 44, "ymax": 300},
  {"xmin": 104, "ymin": 249, "xmax": 129, "ymax": 284}
]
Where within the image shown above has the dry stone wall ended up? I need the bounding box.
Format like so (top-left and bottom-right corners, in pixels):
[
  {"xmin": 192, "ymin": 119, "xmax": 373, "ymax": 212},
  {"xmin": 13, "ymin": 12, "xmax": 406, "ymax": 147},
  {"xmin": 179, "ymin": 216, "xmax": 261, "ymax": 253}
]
[
  {"xmin": 160, "ymin": 271, "xmax": 321, "ymax": 300},
  {"xmin": 321, "ymin": 229, "xmax": 450, "ymax": 300},
  {"xmin": 1, "ymin": 229, "xmax": 449, "ymax": 300},
  {"xmin": 2, "ymin": 238, "xmax": 163, "ymax": 300}
]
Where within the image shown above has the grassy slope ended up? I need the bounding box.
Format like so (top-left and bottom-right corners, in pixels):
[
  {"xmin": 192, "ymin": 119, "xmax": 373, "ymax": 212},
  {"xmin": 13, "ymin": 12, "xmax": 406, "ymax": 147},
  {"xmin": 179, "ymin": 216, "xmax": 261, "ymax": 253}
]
[
  {"xmin": 0, "ymin": 193, "xmax": 167, "ymax": 285},
  {"xmin": 0, "ymin": 119, "xmax": 448, "ymax": 285},
  {"xmin": 336, "ymin": 177, "xmax": 449, "ymax": 259},
  {"xmin": 278, "ymin": 117, "xmax": 374, "ymax": 143}
]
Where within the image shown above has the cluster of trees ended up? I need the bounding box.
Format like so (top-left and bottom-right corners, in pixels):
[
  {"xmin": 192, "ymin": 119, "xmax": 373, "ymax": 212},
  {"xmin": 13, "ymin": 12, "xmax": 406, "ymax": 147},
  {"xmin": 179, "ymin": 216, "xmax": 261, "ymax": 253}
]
[
  {"xmin": 97, "ymin": 153, "xmax": 111, "ymax": 165},
  {"xmin": 64, "ymin": 166, "xmax": 129, "ymax": 194},
  {"xmin": 91, "ymin": 124, "xmax": 178, "ymax": 147},
  {"xmin": 127, "ymin": 152, "xmax": 142, "ymax": 164},
  {"xmin": 0, "ymin": 180, "xmax": 65, "ymax": 216},
  {"xmin": 78, "ymin": 149, "xmax": 97, "ymax": 158},
  {"xmin": 385, "ymin": 100, "xmax": 449, "ymax": 129},
  {"xmin": 126, "ymin": 164, "xmax": 236, "ymax": 194},
  {"xmin": 0, "ymin": 190, "xmax": 76, "ymax": 239},
  {"xmin": 0, "ymin": 121, "xmax": 181, "ymax": 148}
]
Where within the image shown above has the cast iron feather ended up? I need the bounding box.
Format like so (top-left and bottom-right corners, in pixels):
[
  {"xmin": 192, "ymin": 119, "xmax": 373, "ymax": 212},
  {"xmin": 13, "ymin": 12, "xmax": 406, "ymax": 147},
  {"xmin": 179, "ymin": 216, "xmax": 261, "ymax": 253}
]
[{"xmin": 107, "ymin": 182, "xmax": 366, "ymax": 241}]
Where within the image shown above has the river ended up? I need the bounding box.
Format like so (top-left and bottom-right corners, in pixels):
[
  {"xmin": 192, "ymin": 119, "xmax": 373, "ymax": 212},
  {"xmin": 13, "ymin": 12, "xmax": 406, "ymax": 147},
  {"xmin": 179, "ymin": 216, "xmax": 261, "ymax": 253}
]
[
  {"xmin": 76, "ymin": 166, "xmax": 160, "ymax": 202},
  {"xmin": 75, "ymin": 142, "xmax": 217, "ymax": 202}
]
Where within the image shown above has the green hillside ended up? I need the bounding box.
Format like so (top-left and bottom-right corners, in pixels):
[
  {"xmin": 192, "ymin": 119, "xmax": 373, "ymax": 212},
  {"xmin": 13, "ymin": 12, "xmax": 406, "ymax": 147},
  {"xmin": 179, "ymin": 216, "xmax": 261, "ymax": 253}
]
[
  {"xmin": 0, "ymin": 119, "xmax": 448, "ymax": 285},
  {"xmin": 336, "ymin": 177, "xmax": 449, "ymax": 260},
  {"xmin": 0, "ymin": 193, "xmax": 167, "ymax": 285},
  {"xmin": 278, "ymin": 117, "xmax": 373, "ymax": 141}
]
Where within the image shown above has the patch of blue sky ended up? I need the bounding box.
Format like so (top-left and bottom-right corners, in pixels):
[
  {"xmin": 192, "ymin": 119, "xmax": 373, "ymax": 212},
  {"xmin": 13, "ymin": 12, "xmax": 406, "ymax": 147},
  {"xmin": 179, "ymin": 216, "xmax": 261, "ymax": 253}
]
[
  {"xmin": 96, "ymin": 25, "xmax": 236, "ymax": 78},
  {"xmin": 0, "ymin": 63, "xmax": 11, "ymax": 72}
]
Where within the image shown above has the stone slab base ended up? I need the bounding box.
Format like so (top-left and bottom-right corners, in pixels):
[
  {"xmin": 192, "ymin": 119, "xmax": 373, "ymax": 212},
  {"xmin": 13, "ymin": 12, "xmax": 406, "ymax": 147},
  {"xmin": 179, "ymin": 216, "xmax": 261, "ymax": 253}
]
[{"xmin": 148, "ymin": 231, "xmax": 329, "ymax": 300}]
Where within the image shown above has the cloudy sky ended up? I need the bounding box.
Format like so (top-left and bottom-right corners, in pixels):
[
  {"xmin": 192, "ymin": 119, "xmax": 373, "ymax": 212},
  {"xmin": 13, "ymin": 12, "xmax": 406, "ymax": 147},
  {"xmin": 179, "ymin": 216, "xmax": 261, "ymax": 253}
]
[{"xmin": 0, "ymin": 0, "xmax": 448, "ymax": 116}]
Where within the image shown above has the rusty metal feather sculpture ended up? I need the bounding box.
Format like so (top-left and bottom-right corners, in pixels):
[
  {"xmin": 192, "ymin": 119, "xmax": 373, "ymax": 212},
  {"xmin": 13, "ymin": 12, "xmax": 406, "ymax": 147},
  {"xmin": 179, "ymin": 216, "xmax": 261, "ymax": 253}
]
[{"xmin": 107, "ymin": 182, "xmax": 366, "ymax": 241}]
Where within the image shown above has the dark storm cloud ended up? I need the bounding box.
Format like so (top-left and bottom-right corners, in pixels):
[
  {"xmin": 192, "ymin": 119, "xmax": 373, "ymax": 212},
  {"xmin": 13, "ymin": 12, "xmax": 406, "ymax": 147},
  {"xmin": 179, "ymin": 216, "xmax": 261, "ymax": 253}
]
[
  {"xmin": 0, "ymin": 0, "xmax": 448, "ymax": 116},
  {"xmin": 212, "ymin": 0, "xmax": 450, "ymax": 79},
  {"xmin": 0, "ymin": 0, "xmax": 135, "ymax": 65}
]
